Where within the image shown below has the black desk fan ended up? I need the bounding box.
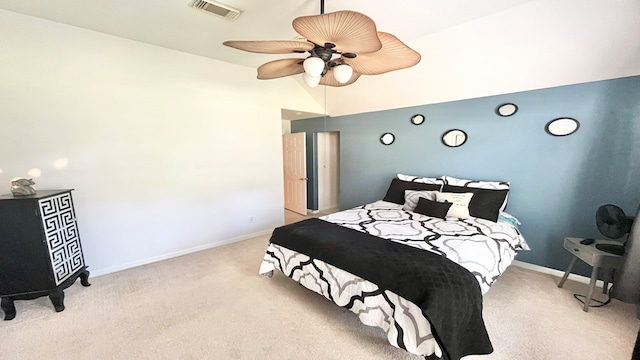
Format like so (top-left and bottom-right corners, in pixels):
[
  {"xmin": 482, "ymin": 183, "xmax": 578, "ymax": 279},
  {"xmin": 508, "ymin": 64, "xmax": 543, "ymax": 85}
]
[{"xmin": 595, "ymin": 204, "xmax": 634, "ymax": 255}]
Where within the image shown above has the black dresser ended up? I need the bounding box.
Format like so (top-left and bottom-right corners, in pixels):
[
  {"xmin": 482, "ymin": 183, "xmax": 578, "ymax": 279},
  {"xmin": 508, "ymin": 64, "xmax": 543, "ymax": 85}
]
[{"xmin": 0, "ymin": 189, "xmax": 90, "ymax": 320}]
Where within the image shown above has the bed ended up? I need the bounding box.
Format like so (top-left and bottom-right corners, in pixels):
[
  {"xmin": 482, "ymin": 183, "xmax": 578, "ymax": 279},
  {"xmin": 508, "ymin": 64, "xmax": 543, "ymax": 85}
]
[{"xmin": 259, "ymin": 174, "xmax": 530, "ymax": 360}]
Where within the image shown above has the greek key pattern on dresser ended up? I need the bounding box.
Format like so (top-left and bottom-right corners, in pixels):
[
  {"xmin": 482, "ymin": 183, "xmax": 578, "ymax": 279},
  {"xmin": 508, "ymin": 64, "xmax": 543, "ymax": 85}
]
[{"xmin": 39, "ymin": 193, "xmax": 84, "ymax": 285}]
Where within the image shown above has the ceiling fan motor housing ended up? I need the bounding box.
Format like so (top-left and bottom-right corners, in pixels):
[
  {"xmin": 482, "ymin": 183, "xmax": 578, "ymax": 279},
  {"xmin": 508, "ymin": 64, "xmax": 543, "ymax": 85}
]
[{"xmin": 311, "ymin": 45, "xmax": 334, "ymax": 62}]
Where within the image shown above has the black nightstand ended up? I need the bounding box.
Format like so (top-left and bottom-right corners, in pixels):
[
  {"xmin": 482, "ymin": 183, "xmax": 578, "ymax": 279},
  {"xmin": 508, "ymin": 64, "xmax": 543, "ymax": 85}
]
[
  {"xmin": 0, "ymin": 190, "xmax": 90, "ymax": 320},
  {"xmin": 558, "ymin": 237, "xmax": 624, "ymax": 312}
]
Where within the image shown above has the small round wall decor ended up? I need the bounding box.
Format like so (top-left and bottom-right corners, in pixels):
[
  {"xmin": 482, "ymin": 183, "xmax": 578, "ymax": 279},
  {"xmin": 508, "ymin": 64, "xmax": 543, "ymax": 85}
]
[
  {"xmin": 411, "ymin": 114, "xmax": 425, "ymax": 125},
  {"xmin": 545, "ymin": 117, "xmax": 580, "ymax": 136},
  {"xmin": 441, "ymin": 129, "xmax": 467, "ymax": 147},
  {"xmin": 496, "ymin": 103, "xmax": 518, "ymax": 117},
  {"xmin": 380, "ymin": 133, "xmax": 395, "ymax": 145}
]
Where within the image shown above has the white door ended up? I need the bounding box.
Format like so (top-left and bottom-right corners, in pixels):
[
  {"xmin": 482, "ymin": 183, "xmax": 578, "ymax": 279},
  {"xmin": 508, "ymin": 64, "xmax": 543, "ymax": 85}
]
[{"xmin": 283, "ymin": 133, "xmax": 307, "ymax": 215}]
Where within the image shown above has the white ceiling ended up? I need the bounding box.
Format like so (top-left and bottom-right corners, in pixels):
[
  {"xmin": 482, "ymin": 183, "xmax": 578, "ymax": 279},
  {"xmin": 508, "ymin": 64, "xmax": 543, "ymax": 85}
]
[{"xmin": 0, "ymin": 0, "xmax": 534, "ymax": 70}]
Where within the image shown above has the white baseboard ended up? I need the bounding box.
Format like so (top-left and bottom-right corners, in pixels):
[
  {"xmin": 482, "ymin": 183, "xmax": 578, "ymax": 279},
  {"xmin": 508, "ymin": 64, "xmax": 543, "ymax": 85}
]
[
  {"xmin": 512, "ymin": 260, "xmax": 608, "ymax": 288},
  {"xmin": 90, "ymin": 229, "xmax": 274, "ymax": 278},
  {"xmin": 90, "ymin": 240, "xmax": 608, "ymax": 288},
  {"xmin": 307, "ymin": 209, "xmax": 319, "ymax": 214}
]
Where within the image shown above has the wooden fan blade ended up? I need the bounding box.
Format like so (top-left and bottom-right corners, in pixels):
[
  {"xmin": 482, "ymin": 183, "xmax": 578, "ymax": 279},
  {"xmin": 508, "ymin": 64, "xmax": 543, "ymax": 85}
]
[
  {"xmin": 257, "ymin": 58, "xmax": 304, "ymax": 80},
  {"xmin": 223, "ymin": 40, "xmax": 314, "ymax": 54},
  {"xmin": 347, "ymin": 32, "xmax": 421, "ymax": 75},
  {"xmin": 320, "ymin": 70, "xmax": 361, "ymax": 87},
  {"xmin": 293, "ymin": 11, "xmax": 382, "ymax": 54}
]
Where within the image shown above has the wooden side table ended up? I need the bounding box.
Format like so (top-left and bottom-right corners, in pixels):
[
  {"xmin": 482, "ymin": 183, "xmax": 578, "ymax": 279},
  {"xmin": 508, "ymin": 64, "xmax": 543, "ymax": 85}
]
[{"xmin": 558, "ymin": 237, "xmax": 625, "ymax": 312}]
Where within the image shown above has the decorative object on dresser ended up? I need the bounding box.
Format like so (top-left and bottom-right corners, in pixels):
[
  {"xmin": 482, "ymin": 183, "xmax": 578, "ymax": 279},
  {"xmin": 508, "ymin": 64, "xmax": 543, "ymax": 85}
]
[
  {"xmin": 10, "ymin": 177, "xmax": 37, "ymax": 196},
  {"xmin": 0, "ymin": 189, "xmax": 90, "ymax": 320}
]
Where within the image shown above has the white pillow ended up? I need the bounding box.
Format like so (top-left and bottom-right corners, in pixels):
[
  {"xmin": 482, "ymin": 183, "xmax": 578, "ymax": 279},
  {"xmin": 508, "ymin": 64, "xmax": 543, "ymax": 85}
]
[
  {"xmin": 436, "ymin": 192, "xmax": 474, "ymax": 219},
  {"xmin": 442, "ymin": 176, "xmax": 510, "ymax": 190},
  {"xmin": 402, "ymin": 190, "xmax": 439, "ymax": 211}
]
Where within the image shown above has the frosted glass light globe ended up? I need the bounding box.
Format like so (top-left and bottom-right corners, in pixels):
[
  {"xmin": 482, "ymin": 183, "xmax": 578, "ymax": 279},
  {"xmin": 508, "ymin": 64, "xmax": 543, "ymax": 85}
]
[
  {"xmin": 302, "ymin": 73, "xmax": 321, "ymax": 88},
  {"xmin": 333, "ymin": 64, "xmax": 353, "ymax": 84},
  {"xmin": 303, "ymin": 57, "xmax": 325, "ymax": 77}
]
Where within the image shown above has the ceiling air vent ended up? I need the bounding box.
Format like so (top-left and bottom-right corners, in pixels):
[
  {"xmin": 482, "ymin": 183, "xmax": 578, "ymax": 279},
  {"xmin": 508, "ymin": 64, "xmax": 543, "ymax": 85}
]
[{"xmin": 190, "ymin": 0, "xmax": 242, "ymax": 21}]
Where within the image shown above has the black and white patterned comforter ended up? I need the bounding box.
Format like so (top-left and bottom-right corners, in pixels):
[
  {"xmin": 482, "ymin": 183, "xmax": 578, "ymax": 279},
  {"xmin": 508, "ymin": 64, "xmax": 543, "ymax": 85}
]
[{"xmin": 259, "ymin": 200, "xmax": 529, "ymax": 359}]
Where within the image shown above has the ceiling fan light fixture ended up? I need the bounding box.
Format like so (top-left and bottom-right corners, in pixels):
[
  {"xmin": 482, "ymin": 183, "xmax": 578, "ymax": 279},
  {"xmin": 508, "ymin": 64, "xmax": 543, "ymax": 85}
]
[
  {"xmin": 303, "ymin": 57, "xmax": 325, "ymax": 77},
  {"xmin": 222, "ymin": 5, "xmax": 421, "ymax": 87},
  {"xmin": 302, "ymin": 73, "xmax": 322, "ymax": 88},
  {"xmin": 333, "ymin": 64, "xmax": 353, "ymax": 84}
]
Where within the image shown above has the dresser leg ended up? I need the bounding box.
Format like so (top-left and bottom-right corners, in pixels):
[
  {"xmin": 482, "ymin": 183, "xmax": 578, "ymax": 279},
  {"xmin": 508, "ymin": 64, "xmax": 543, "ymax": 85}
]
[
  {"xmin": 79, "ymin": 269, "xmax": 91, "ymax": 287},
  {"xmin": 1, "ymin": 298, "xmax": 16, "ymax": 321},
  {"xmin": 49, "ymin": 290, "xmax": 65, "ymax": 312},
  {"xmin": 558, "ymin": 256, "xmax": 578, "ymax": 288},
  {"xmin": 583, "ymin": 267, "xmax": 599, "ymax": 312}
]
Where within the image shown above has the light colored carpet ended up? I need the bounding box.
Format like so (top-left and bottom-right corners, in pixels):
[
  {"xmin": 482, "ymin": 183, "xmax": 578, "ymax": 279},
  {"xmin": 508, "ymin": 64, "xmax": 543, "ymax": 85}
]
[{"xmin": 1, "ymin": 234, "xmax": 638, "ymax": 360}]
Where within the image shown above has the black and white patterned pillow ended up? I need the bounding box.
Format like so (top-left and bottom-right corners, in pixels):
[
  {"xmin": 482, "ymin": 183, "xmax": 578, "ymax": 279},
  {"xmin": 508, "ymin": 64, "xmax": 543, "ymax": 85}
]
[
  {"xmin": 383, "ymin": 178, "xmax": 441, "ymax": 205},
  {"xmin": 442, "ymin": 176, "xmax": 510, "ymax": 190},
  {"xmin": 398, "ymin": 173, "xmax": 444, "ymax": 188},
  {"xmin": 402, "ymin": 190, "xmax": 439, "ymax": 211}
]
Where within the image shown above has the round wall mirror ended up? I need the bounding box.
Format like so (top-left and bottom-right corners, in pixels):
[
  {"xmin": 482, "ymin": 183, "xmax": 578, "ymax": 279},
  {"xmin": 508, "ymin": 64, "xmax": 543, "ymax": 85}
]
[
  {"xmin": 545, "ymin": 117, "xmax": 580, "ymax": 136},
  {"xmin": 442, "ymin": 129, "xmax": 467, "ymax": 147},
  {"xmin": 411, "ymin": 114, "xmax": 425, "ymax": 125},
  {"xmin": 496, "ymin": 103, "xmax": 518, "ymax": 117},
  {"xmin": 380, "ymin": 132, "xmax": 395, "ymax": 145}
]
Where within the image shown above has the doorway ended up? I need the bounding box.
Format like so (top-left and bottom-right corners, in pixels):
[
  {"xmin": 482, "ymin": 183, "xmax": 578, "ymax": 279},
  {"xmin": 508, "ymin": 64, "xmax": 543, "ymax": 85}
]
[
  {"xmin": 317, "ymin": 132, "xmax": 340, "ymax": 212},
  {"xmin": 281, "ymin": 130, "xmax": 341, "ymax": 224}
]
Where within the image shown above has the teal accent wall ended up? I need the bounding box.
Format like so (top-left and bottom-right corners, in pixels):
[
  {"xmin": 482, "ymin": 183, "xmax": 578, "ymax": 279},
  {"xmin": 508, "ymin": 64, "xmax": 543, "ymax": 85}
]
[{"xmin": 292, "ymin": 76, "xmax": 640, "ymax": 274}]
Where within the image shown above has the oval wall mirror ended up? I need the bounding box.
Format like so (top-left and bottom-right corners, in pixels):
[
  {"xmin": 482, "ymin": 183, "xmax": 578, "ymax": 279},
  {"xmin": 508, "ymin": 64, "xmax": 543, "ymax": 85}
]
[
  {"xmin": 496, "ymin": 103, "xmax": 518, "ymax": 117},
  {"xmin": 411, "ymin": 114, "xmax": 425, "ymax": 125},
  {"xmin": 545, "ymin": 117, "xmax": 580, "ymax": 136},
  {"xmin": 442, "ymin": 129, "xmax": 467, "ymax": 147},
  {"xmin": 380, "ymin": 132, "xmax": 395, "ymax": 145}
]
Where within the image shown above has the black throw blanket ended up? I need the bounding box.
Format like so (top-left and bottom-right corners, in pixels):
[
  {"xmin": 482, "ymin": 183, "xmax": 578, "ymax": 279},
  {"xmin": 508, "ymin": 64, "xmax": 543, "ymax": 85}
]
[{"xmin": 269, "ymin": 218, "xmax": 492, "ymax": 360}]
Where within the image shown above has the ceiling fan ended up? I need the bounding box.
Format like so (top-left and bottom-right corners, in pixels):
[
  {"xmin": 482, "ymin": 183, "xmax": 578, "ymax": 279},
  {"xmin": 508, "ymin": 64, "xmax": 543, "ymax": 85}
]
[{"xmin": 223, "ymin": 0, "xmax": 421, "ymax": 87}]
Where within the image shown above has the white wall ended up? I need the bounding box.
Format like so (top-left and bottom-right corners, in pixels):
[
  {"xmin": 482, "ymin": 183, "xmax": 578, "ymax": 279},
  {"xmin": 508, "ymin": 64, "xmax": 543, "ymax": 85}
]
[
  {"xmin": 0, "ymin": 9, "xmax": 325, "ymax": 275},
  {"xmin": 281, "ymin": 120, "xmax": 291, "ymax": 135},
  {"xmin": 325, "ymin": 0, "xmax": 640, "ymax": 116}
]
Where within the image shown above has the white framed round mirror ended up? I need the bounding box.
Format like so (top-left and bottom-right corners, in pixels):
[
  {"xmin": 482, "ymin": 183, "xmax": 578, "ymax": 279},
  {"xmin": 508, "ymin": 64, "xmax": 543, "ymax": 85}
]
[
  {"xmin": 496, "ymin": 103, "xmax": 518, "ymax": 117},
  {"xmin": 380, "ymin": 132, "xmax": 395, "ymax": 145},
  {"xmin": 545, "ymin": 117, "xmax": 580, "ymax": 136},
  {"xmin": 411, "ymin": 114, "xmax": 425, "ymax": 125},
  {"xmin": 442, "ymin": 129, "xmax": 467, "ymax": 147}
]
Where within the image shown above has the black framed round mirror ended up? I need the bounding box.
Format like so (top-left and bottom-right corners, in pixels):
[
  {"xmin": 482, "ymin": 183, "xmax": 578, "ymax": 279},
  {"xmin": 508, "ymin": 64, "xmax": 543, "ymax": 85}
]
[
  {"xmin": 380, "ymin": 132, "xmax": 395, "ymax": 145},
  {"xmin": 496, "ymin": 103, "xmax": 518, "ymax": 117},
  {"xmin": 441, "ymin": 129, "xmax": 467, "ymax": 147},
  {"xmin": 411, "ymin": 114, "xmax": 425, "ymax": 125},
  {"xmin": 545, "ymin": 117, "xmax": 580, "ymax": 136}
]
